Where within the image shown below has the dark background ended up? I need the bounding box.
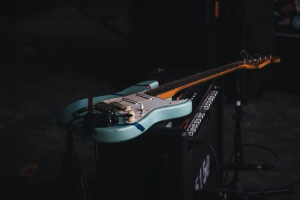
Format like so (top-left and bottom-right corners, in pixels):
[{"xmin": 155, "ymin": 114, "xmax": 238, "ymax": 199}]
[{"xmin": 0, "ymin": 0, "xmax": 300, "ymax": 199}]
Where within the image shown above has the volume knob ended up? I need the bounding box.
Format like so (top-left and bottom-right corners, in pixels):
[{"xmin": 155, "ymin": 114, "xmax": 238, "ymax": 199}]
[
  {"xmin": 127, "ymin": 110, "xmax": 135, "ymax": 122},
  {"xmin": 124, "ymin": 105, "xmax": 131, "ymax": 111}
]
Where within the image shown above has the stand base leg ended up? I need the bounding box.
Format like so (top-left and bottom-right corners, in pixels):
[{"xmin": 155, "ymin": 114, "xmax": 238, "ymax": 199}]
[
  {"xmin": 229, "ymin": 180, "xmax": 244, "ymax": 193},
  {"xmin": 247, "ymin": 188, "xmax": 293, "ymax": 196},
  {"xmin": 225, "ymin": 180, "xmax": 293, "ymax": 200}
]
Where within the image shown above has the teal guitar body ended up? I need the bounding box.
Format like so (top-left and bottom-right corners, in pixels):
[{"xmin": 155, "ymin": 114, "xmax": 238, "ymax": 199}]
[{"xmin": 56, "ymin": 80, "xmax": 192, "ymax": 143}]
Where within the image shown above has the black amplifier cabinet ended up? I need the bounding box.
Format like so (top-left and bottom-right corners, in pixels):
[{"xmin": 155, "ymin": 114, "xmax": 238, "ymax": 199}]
[{"xmin": 94, "ymin": 78, "xmax": 223, "ymax": 200}]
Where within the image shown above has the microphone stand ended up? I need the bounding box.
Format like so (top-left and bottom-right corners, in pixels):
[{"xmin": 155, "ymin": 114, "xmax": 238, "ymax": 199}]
[
  {"xmin": 225, "ymin": 71, "xmax": 292, "ymax": 199},
  {"xmin": 228, "ymin": 71, "xmax": 245, "ymax": 198}
]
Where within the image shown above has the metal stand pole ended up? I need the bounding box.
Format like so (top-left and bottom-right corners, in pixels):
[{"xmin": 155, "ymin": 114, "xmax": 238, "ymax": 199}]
[{"xmin": 228, "ymin": 71, "xmax": 245, "ymax": 199}]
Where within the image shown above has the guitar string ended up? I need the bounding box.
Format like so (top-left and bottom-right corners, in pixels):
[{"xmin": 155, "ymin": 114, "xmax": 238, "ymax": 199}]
[
  {"xmin": 145, "ymin": 62, "xmax": 242, "ymax": 96},
  {"xmin": 146, "ymin": 50, "xmax": 269, "ymax": 96}
]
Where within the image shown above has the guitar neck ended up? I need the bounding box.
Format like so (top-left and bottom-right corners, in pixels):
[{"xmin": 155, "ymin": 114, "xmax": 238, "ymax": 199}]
[{"xmin": 145, "ymin": 61, "xmax": 245, "ymax": 99}]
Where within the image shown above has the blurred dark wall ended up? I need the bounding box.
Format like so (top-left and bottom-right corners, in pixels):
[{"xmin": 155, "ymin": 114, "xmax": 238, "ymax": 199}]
[
  {"xmin": 2, "ymin": 0, "xmax": 297, "ymax": 95},
  {"xmin": 129, "ymin": 0, "xmax": 207, "ymax": 80},
  {"xmin": 1, "ymin": 0, "xmax": 62, "ymax": 17},
  {"xmin": 219, "ymin": 0, "xmax": 276, "ymax": 100}
]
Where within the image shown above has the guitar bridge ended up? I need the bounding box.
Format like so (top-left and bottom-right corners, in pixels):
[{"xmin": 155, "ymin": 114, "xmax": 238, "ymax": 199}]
[
  {"xmin": 109, "ymin": 102, "xmax": 126, "ymax": 111},
  {"xmin": 94, "ymin": 102, "xmax": 118, "ymax": 113}
]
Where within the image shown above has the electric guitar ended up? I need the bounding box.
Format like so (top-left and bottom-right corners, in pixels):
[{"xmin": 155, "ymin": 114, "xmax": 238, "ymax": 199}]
[{"xmin": 56, "ymin": 56, "xmax": 280, "ymax": 143}]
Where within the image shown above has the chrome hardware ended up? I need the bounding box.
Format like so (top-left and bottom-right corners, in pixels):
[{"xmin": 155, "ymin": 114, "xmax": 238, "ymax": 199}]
[
  {"xmin": 109, "ymin": 102, "xmax": 126, "ymax": 111},
  {"xmin": 189, "ymin": 128, "xmax": 197, "ymax": 132},
  {"xmin": 205, "ymin": 101, "xmax": 212, "ymax": 106},
  {"xmin": 123, "ymin": 97, "xmax": 139, "ymax": 104},
  {"xmin": 197, "ymin": 113, "xmax": 204, "ymax": 119},
  {"xmin": 203, "ymin": 106, "xmax": 209, "ymax": 111},
  {"xmin": 188, "ymin": 132, "xmax": 194, "ymax": 137},
  {"xmin": 187, "ymin": 89, "xmax": 218, "ymax": 137},
  {"xmin": 194, "ymin": 119, "xmax": 201, "ymax": 124},
  {"xmin": 191, "ymin": 123, "xmax": 198, "ymax": 129},
  {"xmin": 136, "ymin": 93, "xmax": 154, "ymax": 100},
  {"xmin": 95, "ymin": 102, "xmax": 118, "ymax": 113}
]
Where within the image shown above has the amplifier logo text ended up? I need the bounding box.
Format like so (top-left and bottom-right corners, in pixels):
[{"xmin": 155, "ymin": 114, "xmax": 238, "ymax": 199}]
[{"xmin": 195, "ymin": 155, "xmax": 210, "ymax": 191}]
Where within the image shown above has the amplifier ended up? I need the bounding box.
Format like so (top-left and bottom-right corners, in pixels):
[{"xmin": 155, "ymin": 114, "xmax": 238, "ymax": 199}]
[{"xmin": 93, "ymin": 71, "xmax": 223, "ymax": 200}]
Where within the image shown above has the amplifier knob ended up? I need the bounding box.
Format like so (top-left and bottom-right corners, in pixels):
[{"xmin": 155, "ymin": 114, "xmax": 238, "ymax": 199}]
[
  {"xmin": 188, "ymin": 132, "xmax": 194, "ymax": 137},
  {"xmin": 191, "ymin": 123, "xmax": 198, "ymax": 128},
  {"xmin": 189, "ymin": 128, "xmax": 196, "ymax": 132},
  {"xmin": 197, "ymin": 113, "xmax": 204, "ymax": 119},
  {"xmin": 205, "ymin": 101, "xmax": 212, "ymax": 106},
  {"xmin": 211, "ymin": 91, "xmax": 218, "ymax": 97},
  {"xmin": 203, "ymin": 106, "xmax": 209, "ymax": 111},
  {"xmin": 194, "ymin": 119, "xmax": 201, "ymax": 124}
]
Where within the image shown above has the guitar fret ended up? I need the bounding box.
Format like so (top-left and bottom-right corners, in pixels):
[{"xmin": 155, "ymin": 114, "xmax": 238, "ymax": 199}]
[{"xmin": 145, "ymin": 62, "xmax": 243, "ymax": 96}]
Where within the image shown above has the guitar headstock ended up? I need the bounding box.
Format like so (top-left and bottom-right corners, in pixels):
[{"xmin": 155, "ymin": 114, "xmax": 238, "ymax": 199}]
[{"xmin": 242, "ymin": 56, "xmax": 280, "ymax": 69}]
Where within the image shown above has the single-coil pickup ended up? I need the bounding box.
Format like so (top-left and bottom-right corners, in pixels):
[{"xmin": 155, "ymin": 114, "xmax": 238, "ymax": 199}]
[
  {"xmin": 123, "ymin": 97, "xmax": 139, "ymax": 104},
  {"xmin": 94, "ymin": 102, "xmax": 118, "ymax": 113},
  {"xmin": 109, "ymin": 102, "xmax": 126, "ymax": 111},
  {"xmin": 136, "ymin": 93, "xmax": 154, "ymax": 100}
]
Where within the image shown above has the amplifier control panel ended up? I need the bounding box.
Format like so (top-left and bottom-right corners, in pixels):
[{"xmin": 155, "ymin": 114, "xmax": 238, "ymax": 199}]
[{"xmin": 187, "ymin": 90, "xmax": 218, "ymax": 137}]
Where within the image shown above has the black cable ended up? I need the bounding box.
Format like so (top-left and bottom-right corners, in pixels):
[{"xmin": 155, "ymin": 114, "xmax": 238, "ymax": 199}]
[
  {"xmin": 216, "ymin": 189, "xmax": 267, "ymax": 200},
  {"xmin": 73, "ymin": 108, "xmax": 92, "ymax": 116},
  {"xmin": 94, "ymin": 142, "xmax": 98, "ymax": 174},
  {"xmin": 67, "ymin": 116, "xmax": 84, "ymax": 127},
  {"xmin": 223, "ymin": 144, "xmax": 279, "ymax": 186},
  {"xmin": 74, "ymin": 149, "xmax": 93, "ymax": 200},
  {"xmin": 66, "ymin": 117, "xmax": 93, "ymax": 200}
]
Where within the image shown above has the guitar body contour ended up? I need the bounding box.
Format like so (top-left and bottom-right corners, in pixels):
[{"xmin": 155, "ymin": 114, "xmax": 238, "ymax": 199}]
[{"xmin": 56, "ymin": 80, "xmax": 192, "ymax": 143}]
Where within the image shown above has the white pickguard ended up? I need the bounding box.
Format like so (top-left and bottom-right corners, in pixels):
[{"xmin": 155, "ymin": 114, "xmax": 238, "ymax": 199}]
[{"xmin": 103, "ymin": 89, "xmax": 187, "ymax": 124}]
